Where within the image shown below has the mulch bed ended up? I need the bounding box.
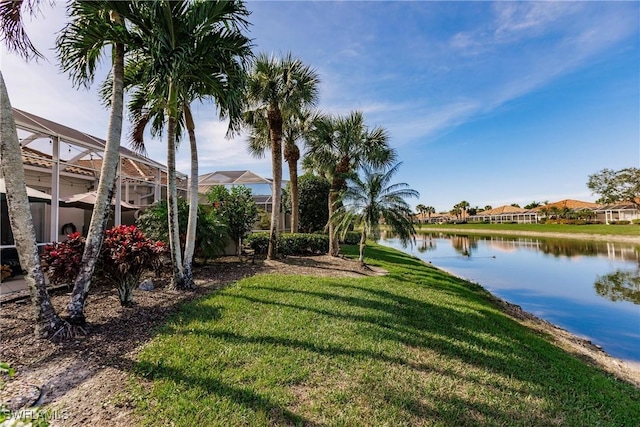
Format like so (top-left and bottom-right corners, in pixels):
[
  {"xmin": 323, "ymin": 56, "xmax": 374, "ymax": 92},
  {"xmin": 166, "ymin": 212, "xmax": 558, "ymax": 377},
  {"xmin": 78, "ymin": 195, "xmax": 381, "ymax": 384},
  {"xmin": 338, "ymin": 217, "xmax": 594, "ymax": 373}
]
[{"xmin": 0, "ymin": 255, "xmax": 380, "ymax": 426}]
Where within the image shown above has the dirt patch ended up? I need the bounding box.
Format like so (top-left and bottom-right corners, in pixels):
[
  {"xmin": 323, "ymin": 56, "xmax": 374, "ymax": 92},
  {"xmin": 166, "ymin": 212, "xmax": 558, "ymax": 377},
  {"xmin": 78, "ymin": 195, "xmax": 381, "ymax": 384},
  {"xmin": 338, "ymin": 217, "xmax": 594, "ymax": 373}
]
[
  {"xmin": 0, "ymin": 255, "xmax": 384, "ymax": 426},
  {"xmin": 1, "ymin": 253, "xmax": 637, "ymax": 426}
]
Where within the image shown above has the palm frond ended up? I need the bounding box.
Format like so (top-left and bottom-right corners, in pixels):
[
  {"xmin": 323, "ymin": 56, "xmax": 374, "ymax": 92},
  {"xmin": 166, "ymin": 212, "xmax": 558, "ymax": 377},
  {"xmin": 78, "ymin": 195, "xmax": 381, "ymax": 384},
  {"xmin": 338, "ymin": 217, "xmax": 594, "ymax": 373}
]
[{"xmin": 0, "ymin": 0, "xmax": 43, "ymax": 60}]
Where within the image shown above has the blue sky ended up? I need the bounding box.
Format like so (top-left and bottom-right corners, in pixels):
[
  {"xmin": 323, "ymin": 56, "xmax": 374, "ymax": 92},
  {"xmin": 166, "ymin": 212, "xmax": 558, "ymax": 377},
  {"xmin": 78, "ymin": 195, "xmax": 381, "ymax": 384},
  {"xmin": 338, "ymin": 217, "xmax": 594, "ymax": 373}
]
[{"xmin": 2, "ymin": 1, "xmax": 639, "ymax": 212}]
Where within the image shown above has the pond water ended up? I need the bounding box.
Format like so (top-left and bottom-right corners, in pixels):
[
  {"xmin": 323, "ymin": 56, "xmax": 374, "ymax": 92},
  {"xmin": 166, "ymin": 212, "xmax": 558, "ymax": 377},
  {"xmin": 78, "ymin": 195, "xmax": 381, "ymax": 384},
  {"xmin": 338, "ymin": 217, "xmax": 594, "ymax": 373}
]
[{"xmin": 379, "ymin": 232, "xmax": 640, "ymax": 363}]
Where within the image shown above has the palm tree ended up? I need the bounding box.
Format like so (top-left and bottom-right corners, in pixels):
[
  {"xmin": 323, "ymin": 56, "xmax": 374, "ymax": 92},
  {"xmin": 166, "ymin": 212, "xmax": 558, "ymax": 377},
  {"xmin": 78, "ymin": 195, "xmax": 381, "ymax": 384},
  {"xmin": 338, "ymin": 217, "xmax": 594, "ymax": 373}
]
[
  {"xmin": 0, "ymin": 0, "xmax": 66, "ymax": 338},
  {"xmin": 245, "ymin": 53, "xmax": 320, "ymax": 259},
  {"xmin": 333, "ymin": 162, "xmax": 418, "ymax": 266},
  {"xmin": 457, "ymin": 200, "xmax": 470, "ymax": 220},
  {"xmin": 56, "ymin": 1, "xmax": 149, "ymax": 326},
  {"xmin": 415, "ymin": 203, "xmax": 427, "ymax": 223},
  {"xmin": 124, "ymin": 0, "xmax": 251, "ymax": 288},
  {"xmin": 305, "ymin": 111, "xmax": 396, "ymax": 256},
  {"xmin": 247, "ymin": 108, "xmax": 318, "ymax": 232},
  {"xmin": 425, "ymin": 205, "xmax": 436, "ymax": 222}
]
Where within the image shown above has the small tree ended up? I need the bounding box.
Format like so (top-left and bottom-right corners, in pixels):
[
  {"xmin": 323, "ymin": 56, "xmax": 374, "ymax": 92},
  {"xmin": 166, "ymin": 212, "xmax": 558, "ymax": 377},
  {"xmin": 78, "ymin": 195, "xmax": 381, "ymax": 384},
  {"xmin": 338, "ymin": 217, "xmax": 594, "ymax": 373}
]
[
  {"xmin": 136, "ymin": 199, "xmax": 228, "ymax": 261},
  {"xmin": 291, "ymin": 173, "xmax": 330, "ymax": 233},
  {"xmin": 207, "ymin": 185, "xmax": 258, "ymax": 257},
  {"xmin": 588, "ymin": 168, "xmax": 640, "ymax": 209},
  {"xmin": 334, "ymin": 163, "xmax": 418, "ymax": 266}
]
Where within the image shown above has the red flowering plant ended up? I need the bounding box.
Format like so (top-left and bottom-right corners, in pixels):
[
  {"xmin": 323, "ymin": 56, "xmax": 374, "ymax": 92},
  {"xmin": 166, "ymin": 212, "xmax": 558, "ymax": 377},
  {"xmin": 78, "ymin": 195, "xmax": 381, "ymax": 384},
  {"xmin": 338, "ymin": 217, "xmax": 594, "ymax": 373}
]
[
  {"xmin": 42, "ymin": 226, "xmax": 166, "ymax": 306},
  {"xmin": 100, "ymin": 225, "xmax": 167, "ymax": 306},
  {"xmin": 41, "ymin": 232, "xmax": 85, "ymax": 287}
]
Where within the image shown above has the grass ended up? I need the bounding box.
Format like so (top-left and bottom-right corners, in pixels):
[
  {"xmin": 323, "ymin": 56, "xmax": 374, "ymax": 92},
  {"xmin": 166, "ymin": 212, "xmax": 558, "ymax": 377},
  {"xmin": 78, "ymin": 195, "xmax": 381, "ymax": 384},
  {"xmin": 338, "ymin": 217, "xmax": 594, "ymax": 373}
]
[
  {"xmin": 416, "ymin": 222, "xmax": 640, "ymax": 237},
  {"xmin": 130, "ymin": 244, "xmax": 640, "ymax": 426}
]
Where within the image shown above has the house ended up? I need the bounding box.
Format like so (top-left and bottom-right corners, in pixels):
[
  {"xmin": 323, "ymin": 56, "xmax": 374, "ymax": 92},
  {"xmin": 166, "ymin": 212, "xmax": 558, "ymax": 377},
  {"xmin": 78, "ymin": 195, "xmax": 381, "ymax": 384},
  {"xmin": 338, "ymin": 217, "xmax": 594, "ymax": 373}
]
[{"xmin": 1, "ymin": 108, "xmax": 186, "ymax": 248}]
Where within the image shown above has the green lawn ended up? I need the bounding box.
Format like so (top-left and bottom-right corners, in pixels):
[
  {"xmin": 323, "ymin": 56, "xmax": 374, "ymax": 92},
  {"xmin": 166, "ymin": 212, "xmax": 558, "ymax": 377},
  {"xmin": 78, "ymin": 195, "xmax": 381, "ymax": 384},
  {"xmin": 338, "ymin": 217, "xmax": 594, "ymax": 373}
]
[
  {"xmin": 417, "ymin": 222, "xmax": 640, "ymax": 237},
  {"xmin": 130, "ymin": 244, "xmax": 640, "ymax": 426}
]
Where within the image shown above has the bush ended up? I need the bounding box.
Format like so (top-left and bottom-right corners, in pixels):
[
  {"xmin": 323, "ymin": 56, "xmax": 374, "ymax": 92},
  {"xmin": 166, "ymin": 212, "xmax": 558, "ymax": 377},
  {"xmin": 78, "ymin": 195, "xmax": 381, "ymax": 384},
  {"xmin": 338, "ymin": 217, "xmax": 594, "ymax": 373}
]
[
  {"xmin": 340, "ymin": 231, "xmax": 361, "ymax": 245},
  {"xmin": 294, "ymin": 174, "xmax": 330, "ymax": 233},
  {"xmin": 136, "ymin": 199, "xmax": 228, "ymax": 261},
  {"xmin": 245, "ymin": 232, "xmax": 329, "ymax": 255},
  {"xmin": 42, "ymin": 226, "xmax": 166, "ymax": 306},
  {"xmin": 101, "ymin": 225, "xmax": 167, "ymax": 306},
  {"xmin": 245, "ymin": 232, "xmax": 270, "ymax": 254},
  {"xmin": 279, "ymin": 233, "xmax": 329, "ymax": 255},
  {"xmin": 610, "ymin": 220, "xmax": 631, "ymax": 225},
  {"xmin": 42, "ymin": 232, "xmax": 85, "ymax": 286},
  {"xmin": 632, "ymin": 219, "xmax": 640, "ymax": 225}
]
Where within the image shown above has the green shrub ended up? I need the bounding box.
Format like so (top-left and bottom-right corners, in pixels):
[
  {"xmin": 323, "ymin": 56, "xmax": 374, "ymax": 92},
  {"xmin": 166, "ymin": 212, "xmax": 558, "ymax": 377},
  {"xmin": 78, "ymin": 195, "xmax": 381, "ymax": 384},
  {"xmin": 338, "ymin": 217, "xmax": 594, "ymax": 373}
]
[
  {"xmin": 340, "ymin": 231, "xmax": 361, "ymax": 245},
  {"xmin": 246, "ymin": 232, "xmax": 329, "ymax": 255},
  {"xmin": 136, "ymin": 199, "xmax": 228, "ymax": 261},
  {"xmin": 279, "ymin": 233, "xmax": 329, "ymax": 254},
  {"xmin": 632, "ymin": 219, "xmax": 640, "ymax": 225},
  {"xmin": 246, "ymin": 232, "xmax": 270, "ymax": 254},
  {"xmin": 611, "ymin": 220, "xmax": 631, "ymax": 225}
]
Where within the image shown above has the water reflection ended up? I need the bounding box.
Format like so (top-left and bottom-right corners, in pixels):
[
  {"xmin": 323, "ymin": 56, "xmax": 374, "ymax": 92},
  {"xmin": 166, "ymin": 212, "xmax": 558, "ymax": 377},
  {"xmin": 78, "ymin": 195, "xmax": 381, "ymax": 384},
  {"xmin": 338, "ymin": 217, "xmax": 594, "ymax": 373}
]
[
  {"xmin": 595, "ymin": 269, "xmax": 640, "ymax": 304},
  {"xmin": 380, "ymin": 232, "xmax": 640, "ymax": 361},
  {"xmin": 414, "ymin": 232, "xmax": 640, "ymax": 263}
]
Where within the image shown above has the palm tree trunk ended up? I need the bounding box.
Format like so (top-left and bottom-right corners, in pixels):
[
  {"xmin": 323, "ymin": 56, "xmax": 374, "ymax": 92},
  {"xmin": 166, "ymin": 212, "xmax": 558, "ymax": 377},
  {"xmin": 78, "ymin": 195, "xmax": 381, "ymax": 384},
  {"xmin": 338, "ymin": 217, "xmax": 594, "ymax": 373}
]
[
  {"xmin": 358, "ymin": 229, "xmax": 367, "ymax": 264},
  {"xmin": 289, "ymin": 163, "xmax": 299, "ymax": 233},
  {"xmin": 284, "ymin": 142, "xmax": 300, "ymax": 233},
  {"xmin": 267, "ymin": 108, "xmax": 283, "ymax": 260},
  {"xmin": 288, "ymin": 160, "xmax": 300, "ymax": 234},
  {"xmin": 0, "ymin": 71, "xmax": 65, "ymax": 338},
  {"xmin": 166, "ymin": 113, "xmax": 186, "ymax": 289},
  {"xmin": 182, "ymin": 104, "xmax": 197, "ymax": 290},
  {"xmin": 328, "ymin": 189, "xmax": 340, "ymax": 257},
  {"xmin": 67, "ymin": 41, "xmax": 125, "ymax": 326}
]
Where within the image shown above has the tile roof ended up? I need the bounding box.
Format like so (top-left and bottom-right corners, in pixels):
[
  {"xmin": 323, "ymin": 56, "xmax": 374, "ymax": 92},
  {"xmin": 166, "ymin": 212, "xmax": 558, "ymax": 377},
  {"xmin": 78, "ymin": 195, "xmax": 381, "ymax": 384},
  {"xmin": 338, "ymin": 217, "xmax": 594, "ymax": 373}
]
[
  {"xmin": 537, "ymin": 199, "xmax": 601, "ymax": 210},
  {"xmin": 478, "ymin": 205, "xmax": 528, "ymax": 215},
  {"xmin": 198, "ymin": 170, "xmax": 271, "ymax": 185},
  {"xmin": 22, "ymin": 146, "xmax": 95, "ymax": 177}
]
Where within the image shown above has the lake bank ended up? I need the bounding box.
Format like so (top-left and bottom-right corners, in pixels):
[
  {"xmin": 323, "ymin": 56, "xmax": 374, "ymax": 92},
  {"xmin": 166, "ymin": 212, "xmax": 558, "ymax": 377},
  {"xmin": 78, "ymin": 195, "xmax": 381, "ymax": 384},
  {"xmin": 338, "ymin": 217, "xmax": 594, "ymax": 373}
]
[
  {"xmin": 416, "ymin": 226, "xmax": 640, "ymax": 244},
  {"xmin": 2, "ymin": 245, "xmax": 638, "ymax": 425},
  {"xmin": 381, "ymin": 237, "xmax": 640, "ymax": 386},
  {"xmin": 128, "ymin": 244, "xmax": 639, "ymax": 425}
]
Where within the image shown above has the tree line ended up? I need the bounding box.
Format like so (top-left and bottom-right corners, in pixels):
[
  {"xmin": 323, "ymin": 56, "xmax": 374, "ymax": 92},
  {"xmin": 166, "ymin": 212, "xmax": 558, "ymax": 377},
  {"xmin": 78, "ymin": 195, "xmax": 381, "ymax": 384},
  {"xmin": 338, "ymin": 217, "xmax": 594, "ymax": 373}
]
[{"xmin": 0, "ymin": 0, "xmax": 418, "ymax": 340}]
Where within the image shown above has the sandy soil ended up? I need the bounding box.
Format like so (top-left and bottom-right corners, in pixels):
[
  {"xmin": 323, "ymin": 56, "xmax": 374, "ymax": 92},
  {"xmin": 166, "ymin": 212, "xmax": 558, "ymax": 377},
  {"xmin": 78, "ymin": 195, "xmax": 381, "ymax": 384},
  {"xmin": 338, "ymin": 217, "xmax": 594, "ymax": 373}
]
[{"xmin": 0, "ymin": 253, "xmax": 637, "ymax": 426}]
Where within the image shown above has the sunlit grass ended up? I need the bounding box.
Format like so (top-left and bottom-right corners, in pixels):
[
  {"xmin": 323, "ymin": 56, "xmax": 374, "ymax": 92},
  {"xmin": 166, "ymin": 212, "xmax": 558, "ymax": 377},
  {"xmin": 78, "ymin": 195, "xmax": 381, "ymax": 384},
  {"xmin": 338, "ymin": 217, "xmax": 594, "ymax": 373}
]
[{"xmin": 131, "ymin": 243, "xmax": 640, "ymax": 426}]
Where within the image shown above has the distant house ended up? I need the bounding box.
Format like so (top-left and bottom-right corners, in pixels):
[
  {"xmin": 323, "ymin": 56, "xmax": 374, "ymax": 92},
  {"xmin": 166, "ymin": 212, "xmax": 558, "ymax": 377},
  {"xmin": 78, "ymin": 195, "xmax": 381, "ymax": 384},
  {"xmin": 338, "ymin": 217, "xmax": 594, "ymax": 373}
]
[
  {"xmin": 1, "ymin": 108, "xmax": 186, "ymax": 248},
  {"xmin": 469, "ymin": 205, "xmax": 538, "ymax": 224},
  {"xmin": 197, "ymin": 170, "xmax": 288, "ymax": 230},
  {"xmin": 466, "ymin": 198, "xmax": 639, "ymax": 224},
  {"xmin": 594, "ymin": 199, "xmax": 640, "ymax": 224}
]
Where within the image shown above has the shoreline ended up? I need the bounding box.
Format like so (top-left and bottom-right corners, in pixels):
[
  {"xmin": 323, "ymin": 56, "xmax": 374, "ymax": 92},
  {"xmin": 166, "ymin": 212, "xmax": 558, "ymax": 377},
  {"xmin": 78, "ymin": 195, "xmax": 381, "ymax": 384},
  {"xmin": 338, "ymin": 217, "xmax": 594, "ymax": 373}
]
[
  {"xmin": 416, "ymin": 227, "xmax": 640, "ymax": 244},
  {"xmin": 431, "ymin": 262, "xmax": 640, "ymax": 387},
  {"xmin": 379, "ymin": 237, "xmax": 640, "ymax": 387}
]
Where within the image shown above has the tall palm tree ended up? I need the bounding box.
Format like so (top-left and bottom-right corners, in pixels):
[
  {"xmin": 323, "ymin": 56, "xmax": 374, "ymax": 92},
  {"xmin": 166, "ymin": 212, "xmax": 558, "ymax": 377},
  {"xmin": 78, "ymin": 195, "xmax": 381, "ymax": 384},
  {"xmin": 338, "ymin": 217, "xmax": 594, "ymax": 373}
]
[
  {"xmin": 56, "ymin": 1, "xmax": 149, "ymax": 326},
  {"xmin": 457, "ymin": 200, "xmax": 470, "ymax": 221},
  {"xmin": 425, "ymin": 205, "xmax": 436, "ymax": 222},
  {"xmin": 125, "ymin": 0, "xmax": 251, "ymax": 288},
  {"xmin": 415, "ymin": 203, "xmax": 427, "ymax": 223},
  {"xmin": 333, "ymin": 162, "xmax": 418, "ymax": 265},
  {"xmin": 247, "ymin": 108, "xmax": 318, "ymax": 232},
  {"xmin": 245, "ymin": 53, "xmax": 320, "ymax": 259},
  {"xmin": 305, "ymin": 111, "xmax": 396, "ymax": 256},
  {"xmin": 0, "ymin": 0, "xmax": 66, "ymax": 338}
]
